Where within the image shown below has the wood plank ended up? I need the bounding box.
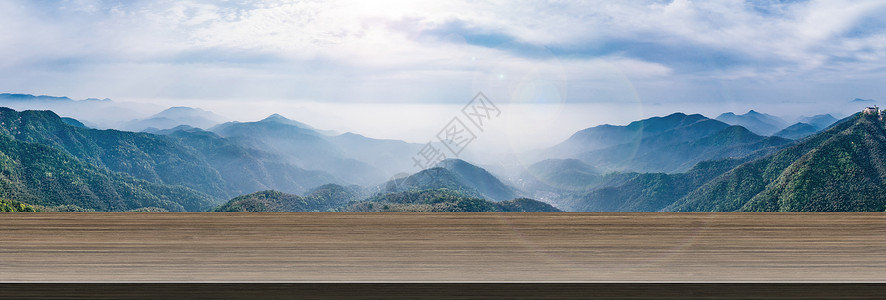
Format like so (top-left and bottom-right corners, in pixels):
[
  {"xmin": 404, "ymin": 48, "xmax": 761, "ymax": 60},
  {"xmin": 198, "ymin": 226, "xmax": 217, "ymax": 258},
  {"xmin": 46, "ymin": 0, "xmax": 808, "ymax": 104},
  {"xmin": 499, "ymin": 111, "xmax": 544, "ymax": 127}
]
[{"xmin": 1, "ymin": 213, "xmax": 885, "ymax": 282}]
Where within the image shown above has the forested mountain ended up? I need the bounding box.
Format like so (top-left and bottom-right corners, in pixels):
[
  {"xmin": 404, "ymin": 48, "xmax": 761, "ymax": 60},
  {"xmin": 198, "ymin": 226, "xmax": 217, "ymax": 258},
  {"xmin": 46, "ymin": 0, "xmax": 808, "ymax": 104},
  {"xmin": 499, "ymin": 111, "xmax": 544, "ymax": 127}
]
[
  {"xmin": 60, "ymin": 117, "xmax": 87, "ymax": 128},
  {"xmin": 548, "ymin": 113, "xmax": 722, "ymax": 158},
  {"xmin": 3, "ymin": 103, "xmax": 882, "ymax": 213},
  {"xmin": 519, "ymin": 158, "xmax": 602, "ymax": 192},
  {"xmin": 543, "ymin": 113, "xmax": 790, "ymax": 173},
  {"xmin": 381, "ymin": 159, "xmax": 518, "ymax": 201},
  {"xmin": 210, "ymin": 113, "xmax": 433, "ymax": 184},
  {"xmin": 156, "ymin": 126, "xmax": 340, "ymax": 196},
  {"xmin": 382, "ymin": 167, "xmax": 486, "ymax": 199},
  {"xmin": 436, "ymin": 159, "xmax": 517, "ymax": 201},
  {"xmin": 0, "ymin": 107, "xmax": 428, "ymax": 211},
  {"xmin": 0, "ymin": 133, "xmax": 213, "ymax": 211},
  {"xmin": 715, "ymin": 110, "xmax": 789, "ymax": 136},
  {"xmin": 575, "ymin": 125, "xmax": 791, "ymax": 172},
  {"xmin": 799, "ymin": 114, "xmax": 839, "ymax": 130},
  {"xmin": 542, "ymin": 112, "xmax": 886, "ymax": 212},
  {"xmin": 0, "ymin": 108, "xmax": 230, "ymax": 199},
  {"xmin": 214, "ymin": 187, "xmax": 557, "ymax": 212},
  {"xmin": 211, "ymin": 114, "xmax": 386, "ymax": 185},
  {"xmin": 555, "ymin": 159, "xmax": 745, "ymax": 212},
  {"xmin": 350, "ymin": 189, "xmax": 559, "ymax": 212},
  {"xmin": 326, "ymin": 132, "xmax": 423, "ymax": 176},
  {"xmin": 668, "ymin": 113, "xmax": 886, "ymax": 212},
  {"xmin": 213, "ymin": 184, "xmax": 361, "ymax": 212},
  {"xmin": 774, "ymin": 123, "xmax": 819, "ymax": 139},
  {"xmin": 774, "ymin": 115, "xmax": 840, "ymax": 140}
]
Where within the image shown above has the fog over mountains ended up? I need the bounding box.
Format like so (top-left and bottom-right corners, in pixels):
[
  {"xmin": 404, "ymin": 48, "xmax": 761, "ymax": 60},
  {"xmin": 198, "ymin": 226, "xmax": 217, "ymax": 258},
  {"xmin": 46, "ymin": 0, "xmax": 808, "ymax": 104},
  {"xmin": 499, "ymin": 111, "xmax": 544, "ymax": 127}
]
[{"xmin": 2, "ymin": 93, "xmax": 885, "ymax": 212}]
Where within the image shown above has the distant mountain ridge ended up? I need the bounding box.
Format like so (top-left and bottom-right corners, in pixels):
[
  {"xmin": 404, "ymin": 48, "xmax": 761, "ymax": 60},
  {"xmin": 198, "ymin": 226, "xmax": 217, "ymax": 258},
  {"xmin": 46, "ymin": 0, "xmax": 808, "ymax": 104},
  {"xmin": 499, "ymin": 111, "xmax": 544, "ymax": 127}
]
[
  {"xmin": 799, "ymin": 114, "xmax": 839, "ymax": 130},
  {"xmin": 520, "ymin": 158, "xmax": 602, "ymax": 192},
  {"xmin": 774, "ymin": 123, "xmax": 818, "ymax": 139},
  {"xmin": 126, "ymin": 106, "xmax": 226, "ymax": 131},
  {"xmin": 549, "ymin": 113, "xmax": 716, "ymax": 157},
  {"xmin": 155, "ymin": 125, "xmax": 341, "ymax": 196},
  {"xmin": 0, "ymin": 93, "xmax": 111, "ymax": 102},
  {"xmin": 543, "ymin": 113, "xmax": 790, "ymax": 173},
  {"xmin": 715, "ymin": 110, "xmax": 789, "ymax": 136},
  {"xmin": 210, "ymin": 114, "xmax": 386, "ymax": 185}
]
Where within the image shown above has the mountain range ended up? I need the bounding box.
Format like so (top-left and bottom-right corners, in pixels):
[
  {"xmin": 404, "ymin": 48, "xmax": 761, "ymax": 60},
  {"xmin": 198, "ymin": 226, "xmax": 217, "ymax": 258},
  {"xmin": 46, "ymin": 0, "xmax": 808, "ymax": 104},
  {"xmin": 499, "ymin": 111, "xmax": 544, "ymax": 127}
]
[
  {"xmin": 668, "ymin": 112, "xmax": 886, "ymax": 212},
  {"xmin": 0, "ymin": 110, "xmax": 213, "ymax": 212},
  {"xmin": 126, "ymin": 106, "xmax": 226, "ymax": 131},
  {"xmin": 0, "ymin": 106, "xmax": 553, "ymax": 211},
  {"xmin": 0, "ymin": 94, "xmax": 880, "ymax": 212},
  {"xmin": 542, "ymin": 113, "xmax": 792, "ymax": 173},
  {"xmin": 715, "ymin": 110, "xmax": 789, "ymax": 136},
  {"xmin": 774, "ymin": 114, "xmax": 840, "ymax": 139}
]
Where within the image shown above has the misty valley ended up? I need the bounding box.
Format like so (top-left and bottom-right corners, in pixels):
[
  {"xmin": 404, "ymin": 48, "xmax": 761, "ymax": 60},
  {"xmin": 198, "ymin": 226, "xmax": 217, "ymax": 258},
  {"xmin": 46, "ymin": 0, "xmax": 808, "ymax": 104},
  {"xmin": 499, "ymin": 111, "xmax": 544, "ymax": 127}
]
[{"xmin": 1, "ymin": 93, "xmax": 885, "ymax": 213}]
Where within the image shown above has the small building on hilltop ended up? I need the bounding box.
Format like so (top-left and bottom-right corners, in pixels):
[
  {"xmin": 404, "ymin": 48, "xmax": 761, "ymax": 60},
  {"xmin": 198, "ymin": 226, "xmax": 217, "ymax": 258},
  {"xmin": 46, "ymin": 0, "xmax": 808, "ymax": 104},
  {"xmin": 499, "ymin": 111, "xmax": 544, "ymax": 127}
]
[{"xmin": 863, "ymin": 106, "xmax": 880, "ymax": 115}]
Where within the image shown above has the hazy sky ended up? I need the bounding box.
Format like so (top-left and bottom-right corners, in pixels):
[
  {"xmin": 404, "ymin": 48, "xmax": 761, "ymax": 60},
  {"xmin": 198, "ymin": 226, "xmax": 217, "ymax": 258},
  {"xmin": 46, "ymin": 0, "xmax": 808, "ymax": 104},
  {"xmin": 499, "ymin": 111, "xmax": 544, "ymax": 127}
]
[{"xmin": 2, "ymin": 0, "xmax": 885, "ymax": 150}]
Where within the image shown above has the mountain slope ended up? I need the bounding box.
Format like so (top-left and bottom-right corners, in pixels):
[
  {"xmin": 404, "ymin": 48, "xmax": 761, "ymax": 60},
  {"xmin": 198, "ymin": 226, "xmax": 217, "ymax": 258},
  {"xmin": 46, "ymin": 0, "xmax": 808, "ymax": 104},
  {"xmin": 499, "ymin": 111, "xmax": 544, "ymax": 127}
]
[
  {"xmin": 0, "ymin": 108, "xmax": 229, "ymax": 199},
  {"xmin": 548, "ymin": 113, "xmax": 719, "ymax": 158},
  {"xmin": 326, "ymin": 132, "xmax": 424, "ymax": 176},
  {"xmin": 573, "ymin": 120, "xmax": 790, "ymax": 173},
  {"xmin": 716, "ymin": 110, "xmax": 788, "ymax": 136},
  {"xmin": 520, "ymin": 158, "xmax": 602, "ymax": 192},
  {"xmin": 60, "ymin": 117, "xmax": 87, "ymax": 128},
  {"xmin": 211, "ymin": 114, "xmax": 384, "ymax": 185},
  {"xmin": 213, "ymin": 185, "xmax": 361, "ymax": 212},
  {"xmin": 774, "ymin": 122, "xmax": 819, "ymax": 139},
  {"xmin": 436, "ymin": 159, "xmax": 517, "ymax": 201},
  {"xmin": 0, "ymin": 134, "xmax": 213, "ymax": 211},
  {"xmin": 668, "ymin": 113, "xmax": 886, "ymax": 212},
  {"xmin": 351, "ymin": 188, "xmax": 559, "ymax": 212},
  {"xmin": 381, "ymin": 159, "xmax": 518, "ymax": 201},
  {"xmin": 383, "ymin": 167, "xmax": 484, "ymax": 199},
  {"xmin": 557, "ymin": 158, "xmax": 746, "ymax": 212},
  {"xmin": 799, "ymin": 114, "xmax": 839, "ymax": 130},
  {"xmin": 157, "ymin": 126, "xmax": 339, "ymax": 195}
]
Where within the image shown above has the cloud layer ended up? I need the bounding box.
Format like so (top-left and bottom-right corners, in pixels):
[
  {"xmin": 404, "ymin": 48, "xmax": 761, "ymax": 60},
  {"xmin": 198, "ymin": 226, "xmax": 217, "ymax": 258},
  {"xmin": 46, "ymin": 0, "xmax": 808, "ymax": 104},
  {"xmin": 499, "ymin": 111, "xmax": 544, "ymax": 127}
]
[{"xmin": 2, "ymin": 0, "xmax": 885, "ymax": 107}]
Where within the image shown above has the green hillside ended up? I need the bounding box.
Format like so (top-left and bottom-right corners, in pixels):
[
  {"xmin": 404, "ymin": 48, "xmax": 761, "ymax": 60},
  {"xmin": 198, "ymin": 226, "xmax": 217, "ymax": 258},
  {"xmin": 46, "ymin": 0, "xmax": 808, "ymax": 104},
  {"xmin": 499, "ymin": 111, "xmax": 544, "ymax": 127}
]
[
  {"xmin": 161, "ymin": 126, "xmax": 340, "ymax": 195},
  {"xmin": 669, "ymin": 113, "xmax": 886, "ymax": 212},
  {"xmin": 381, "ymin": 159, "xmax": 518, "ymax": 201},
  {"xmin": 213, "ymin": 184, "xmax": 361, "ymax": 212},
  {"xmin": 352, "ymin": 188, "xmax": 559, "ymax": 212},
  {"xmin": 0, "ymin": 108, "xmax": 229, "ymax": 199},
  {"xmin": 519, "ymin": 158, "xmax": 604, "ymax": 194},
  {"xmin": 0, "ymin": 198, "xmax": 36, "ymax": 212},
  {"xmin": 558, "ymin": 158, "xmax": 745, "ymax": 212},
  {"xmin": 0, "ymin": 134, "xmax": 213, "ymax": 211}
]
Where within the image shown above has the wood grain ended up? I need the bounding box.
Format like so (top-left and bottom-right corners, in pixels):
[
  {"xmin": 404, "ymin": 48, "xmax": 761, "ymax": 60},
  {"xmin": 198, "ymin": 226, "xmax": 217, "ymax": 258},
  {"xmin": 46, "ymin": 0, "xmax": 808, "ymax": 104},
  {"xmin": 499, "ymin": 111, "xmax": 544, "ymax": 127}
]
[{"xmin": 1, "ymin": 213, "xmax": 885, "ymax": 282}]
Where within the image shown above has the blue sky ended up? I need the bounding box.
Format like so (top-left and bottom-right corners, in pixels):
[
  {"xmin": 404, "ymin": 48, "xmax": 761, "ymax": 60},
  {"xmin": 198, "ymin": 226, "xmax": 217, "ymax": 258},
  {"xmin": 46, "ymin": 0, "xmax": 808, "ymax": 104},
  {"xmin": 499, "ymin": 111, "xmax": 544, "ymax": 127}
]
[{"xmin": 1, "ymin": 0, "xmax": 886, "ymax": 150}]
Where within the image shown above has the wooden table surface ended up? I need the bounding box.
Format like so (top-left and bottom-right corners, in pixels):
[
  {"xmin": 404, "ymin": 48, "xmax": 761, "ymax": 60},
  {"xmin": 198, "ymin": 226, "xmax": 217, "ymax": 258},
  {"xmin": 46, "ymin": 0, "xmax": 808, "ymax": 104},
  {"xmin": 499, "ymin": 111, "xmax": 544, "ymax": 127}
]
[{"xmin": 2, "ymin": 213, "xmax": 885, "ymax": 282}]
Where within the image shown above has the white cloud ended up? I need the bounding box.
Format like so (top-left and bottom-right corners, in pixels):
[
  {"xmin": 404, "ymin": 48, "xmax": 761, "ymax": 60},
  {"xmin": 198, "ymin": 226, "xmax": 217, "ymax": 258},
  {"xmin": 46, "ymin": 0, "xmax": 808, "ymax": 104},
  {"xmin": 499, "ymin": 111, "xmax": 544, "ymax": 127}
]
[{"xmin": 0, "ymin": 0, "xmax": 885, "ymax": 106}]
